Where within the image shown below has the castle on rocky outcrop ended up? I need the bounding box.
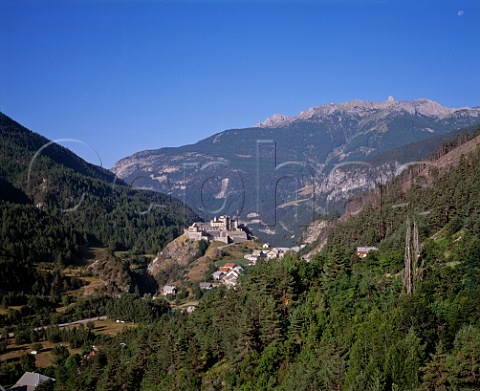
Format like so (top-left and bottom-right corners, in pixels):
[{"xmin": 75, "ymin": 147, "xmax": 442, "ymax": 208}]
[{"xmin": 185, "ymin": 215, "xmax": 249, "ymax": 244}]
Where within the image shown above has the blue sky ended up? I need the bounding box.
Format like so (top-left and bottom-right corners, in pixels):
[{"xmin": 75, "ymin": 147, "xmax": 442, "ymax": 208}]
[{"xmin": 1, "ymin": 0, "xmax": 479, "ymax": 167}]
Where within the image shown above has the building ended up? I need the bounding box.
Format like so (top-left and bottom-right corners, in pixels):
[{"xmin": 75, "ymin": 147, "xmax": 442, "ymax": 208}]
[
  {"xmin": 185, "ymin": 215, "xmax": 249, "ymax": 244},
  {"xmin": 266, "ymin": 249, "xmax": 279, "ymax": 260},
  {"xmin": 243, "ymin": 254, "xmax": 258, "ymax": 263},
  {"xmin": 252, "ymin": 249, "xmax": 266, "ymax": 258},
  {"xmin": 219, "ymin": 262, "xmax": 236, "ymax": 273},
  {"xmin": 84, "ymin": 350, "xmax": 96, "ymax": 361},
  {"xmin": 161, "ymin": 285, "xmax": 177, "ymax": 296},
  {"xmin": 212, "ymin": 271, "xmax": 225, "ymax": 280},
  {"xmin": 267, "ymin": 248, "xmax": 287, "ymax": 259},
  {"xmin": 223, "ymin": 262, "xmax": 236, "ymax": 269},
  {"xmin": 232, "ymin": 266, "xmax": 244, "ymax": 274},
  {"xmin": 8, "ymin": 372, "xmax": 55, "ymax": 391},
  {"xmin": 223, "ymin": 272, "xmax": 239, "ymax": 287},
  {"xmin": 356, "ymin": 247, "xmax": 378, "ymax": 258},
  {"xmin": 199, "ymin": 282, "xmax": 214, "ymax": 290}
]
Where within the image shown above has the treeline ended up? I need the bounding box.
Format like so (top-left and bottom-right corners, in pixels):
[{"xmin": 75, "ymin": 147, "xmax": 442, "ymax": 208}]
[
  {"xmin": 62, "ymin": 295, "xmax": 170, "ymax": 323},
  {"xmin": 0, "ymin": 201, "xmax": 79, "ymax": 264},
  {"xmin": 0, "ymin": 294, "xmax": 170, "ymax": 333}
]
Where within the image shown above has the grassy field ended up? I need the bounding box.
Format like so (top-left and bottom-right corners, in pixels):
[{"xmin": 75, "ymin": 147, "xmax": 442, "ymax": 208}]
[
  {"xmin": 0, "ymin": 340, "xmax": 81, "ymax": 368},
  {"xmin": 92, "ymin": 319, "xmax": 136, "ymax": 336},
  {"xmin": 204, "ymin": 241, "xmax": 227, "ymax": 257},
  {"xmin": 0, "ymin": 306, "xmax": 21, "ymax": 315},
  {"xmin": 68, "ymin": 275, "xmax": 106, "ymax": 297},
  {"xmin": 186, "ymin": 255, "xmax": 212, "ymax": 282},
  {"xmin": 0, "ymin": 319, "xmax": 135, "ymax": 368},
  {"xmin": 176, "ymin": 301, "xmax": 199, "ymax": 309},
  {"xmin": 61, "ymin": 246, "xmax": 111, "ymax": 297},
  {"xmin": 69, "ymin": 245, "xmax": 110, "ymax": 267},
  {"xmin": 221, "ymin": 240, "xmax": 263, "ymax": 259},
  {"xmin": 186, "ymin": 239, "xmax": 260, "ymax": 283},
  {"xmin": 207, "ymin": 239, "xmax": 263, "ymax": 260}
]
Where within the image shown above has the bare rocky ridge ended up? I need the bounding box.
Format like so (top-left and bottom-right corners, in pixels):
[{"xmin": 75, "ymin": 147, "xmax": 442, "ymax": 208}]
[
  {"xmin": 255, "ymin": 97, "xmax": 479, "ymax": 128},
  {"xmin": 148, "ymin": 235, "xmax": 207, "ymax": 286}
]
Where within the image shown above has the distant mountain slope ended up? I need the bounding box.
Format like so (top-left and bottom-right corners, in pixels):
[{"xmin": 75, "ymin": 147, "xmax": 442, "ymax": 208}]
[
  {"xmin": 321, "ymin": 129, "xmax": 480, "ymax": 255},
  {"xmin": 364, "ymin": 125, "xmax": 479, "ymax": 167},
  {"xmin": 113, "ymin": 98, "xmax": 480, "ymax": 245},
  {"xmin": 0, "ymin": 113, "xmax": 115, "ymax": 186}
]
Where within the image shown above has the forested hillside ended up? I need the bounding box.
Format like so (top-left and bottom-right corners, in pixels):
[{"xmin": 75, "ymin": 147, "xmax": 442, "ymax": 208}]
[
  {"xmin": 326, "ymin": 129, "xmax": 480, "ymax": 254},
  {"xmin": 6, "ymin": 128, "xmax": 479, "ymax": 390},
  {"xmin": 0, "ymin": 113, "xmax": 197, "ymax": 298},
  {"xmin": 0, "ymin": 113, "xmax": 197, "ymax": 254}
]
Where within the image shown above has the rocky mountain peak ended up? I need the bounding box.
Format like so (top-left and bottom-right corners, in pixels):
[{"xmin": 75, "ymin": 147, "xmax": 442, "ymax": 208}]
[
  {"xmin": 255, "ymin": 113, "xmax": 290, "ymax": 128},
  {"xmin": 255, "ymin": 98, "xmax": 480, "ymax": 128}
]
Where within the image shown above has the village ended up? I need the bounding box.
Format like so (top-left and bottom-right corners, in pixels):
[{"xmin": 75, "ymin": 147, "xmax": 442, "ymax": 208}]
[{"xmin": 158, "ymin": 216, "xmax": 378, "ymax": 310}]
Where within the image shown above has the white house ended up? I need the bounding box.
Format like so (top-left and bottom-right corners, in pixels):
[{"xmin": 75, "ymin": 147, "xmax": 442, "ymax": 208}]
[
  {"xmin": 267, "ymin": 249, "xmax": 278, "ymax": 259},
  {"xmin": 232, "ymin": 266, "xmax": 244, "ymax": 274},
  {"xmin": 244, "ymin": 254, "xmax": 258, "ymax": 262},
  {"xmin": 356, "ymin": 247, "xmax": 378, "ymax": 258},
  {"xmin": 161, "ymin": 285, "xmax": 177, "ymax": 296}
]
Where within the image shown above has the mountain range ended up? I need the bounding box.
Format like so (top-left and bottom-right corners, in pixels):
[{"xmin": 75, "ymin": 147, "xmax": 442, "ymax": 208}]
[{"xmin": 112, "ymin": 97, "xmax": 480, "ymax": 245}]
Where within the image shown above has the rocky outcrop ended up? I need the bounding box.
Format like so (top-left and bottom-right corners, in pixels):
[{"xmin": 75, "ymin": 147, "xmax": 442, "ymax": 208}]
[
  {"xmin": 255, "ymin": 113, "xmax": 290, "ymax": 128},
  {"xmin": 87, "ymin": 257, "xmax": 133, "ymax": 294},
  {"xmin": 147, "ymin": 235, "xmax": 207, "ymax": 285}
]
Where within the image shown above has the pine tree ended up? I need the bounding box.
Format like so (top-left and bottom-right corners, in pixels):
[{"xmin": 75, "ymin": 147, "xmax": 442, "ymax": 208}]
[
  {"xmin": 259, "ymin": 297, "xmax": 283, "ymax": 347},
  {"xmin": 451, "ymin": 325, "xmax": 480, "ymax": 389},
  {"xmin": 384, "ymin": 329, "xmax": 424, "ymax": 390},
  {"xmin": 420, "ymin": 342, "xmax": 452, "ymax": 391}
]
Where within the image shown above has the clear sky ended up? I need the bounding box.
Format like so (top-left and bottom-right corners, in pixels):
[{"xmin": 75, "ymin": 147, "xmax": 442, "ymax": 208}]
[{"xmin": 1, "ymin": 0, "xmax": 479, "ymax": 167}]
